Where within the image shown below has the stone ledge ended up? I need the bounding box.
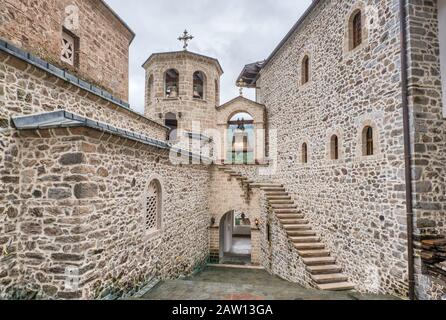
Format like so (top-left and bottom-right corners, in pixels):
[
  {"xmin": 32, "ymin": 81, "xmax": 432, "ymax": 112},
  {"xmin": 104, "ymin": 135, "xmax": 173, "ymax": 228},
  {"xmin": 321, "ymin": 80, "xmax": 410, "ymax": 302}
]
[
  {"xmin": 11, "ymin": 110, "xmax": 211, "ymax": 164},
  {"xmin": 0, "ymin": 38, "xmax": 168, "ymax": 131}
]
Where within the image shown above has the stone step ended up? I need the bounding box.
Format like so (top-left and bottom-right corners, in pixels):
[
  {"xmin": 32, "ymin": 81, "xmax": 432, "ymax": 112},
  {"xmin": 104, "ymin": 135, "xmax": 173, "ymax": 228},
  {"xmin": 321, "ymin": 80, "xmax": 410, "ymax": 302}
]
[
  {"xmin": 256, "ymin": 183, "xmax": 283, "ymax": 188},
  {"xmin": 290, "ymin": 236, "xmax": 320, "ymax": 243},
  {"xmin": 266, "ymin": 195, "xmax": 291, "ymax": 200},
  {"xmin": 270, "ymin": 204, "xmax": 298, "ymax": 209},
  {"xmin": 273, "ymin": 208, "xmax": 300, "ymax": 214},
  {"xmin": 286, "ymin": 230, "xmax": 317, "ymax": 237},
  {"xmin": 294, "ymin": 243, "xmax": 325, "ymax": 250},
  {"xmin": 302, "ymin": 257, "xmax": 337, "ymax": 266},
  {"xmin": 261, "ymin": 187, "xmax": 286, "ymax": 192},
  {"xmin": 268, "ymin": 200, "xmax": 295, "ymax": 205},
  {"xmin": 279, "ymin": 219, "xmax": 308, "ymax": 225},
  {"xmin": 297, "ymin": 250, "xmax": 330, "ymax": 258},
  {"xmin": 277, "ymin": 214, "xmax": 305, "ymax": 220},
  {"xmin": 316, "ymin": 282, "xmax": 355, "ymax": 291},
  {"xmin": 311, "ymin": 273, "xmax": 348, "ymax": 284},
  {"xmin": 283, "ymin": 224, "xmax": 312, "ymax": 231},
  {"xmin": 265, "ymin": 192, "xmax": 289, "ymax": 196},
  {"xmin": 280, "ymin": 218, "xmax": 308, "ymax": 224},
  {"xmin": 307, "ymin": 265, "xmax": 342, "ymax": 275}
]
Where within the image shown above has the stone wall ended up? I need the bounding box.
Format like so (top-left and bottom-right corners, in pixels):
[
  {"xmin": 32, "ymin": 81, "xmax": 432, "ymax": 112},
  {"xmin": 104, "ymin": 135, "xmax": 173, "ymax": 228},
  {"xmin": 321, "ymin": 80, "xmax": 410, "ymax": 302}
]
[
  {"xmin": 0, "ymin": 126, "xmax": 21, "ymax": 297},
  {"xmin": 0, "ymin": 0, "xmax": 133, "ymax": 101},
  {"xmin": 259, "ymin": 192, "xmax": 312, "ymax": 288},
  {"xmin": 209, "ymin": 167, "xmax": 262, "ymax": 265},
  {"xmin": 257, "ymin": 0, "xmax": 410, "ymax": 296},
  {"xmin": 0, "ymin": 126, "xmax": 211, "ymax": 299},
  {"xmin": 0, "ymin": 53, "xmax": 167, "ymax": 140},
  {"xmin": 406, "ymin": 0, "xmax": 446, "ymax": 300}
]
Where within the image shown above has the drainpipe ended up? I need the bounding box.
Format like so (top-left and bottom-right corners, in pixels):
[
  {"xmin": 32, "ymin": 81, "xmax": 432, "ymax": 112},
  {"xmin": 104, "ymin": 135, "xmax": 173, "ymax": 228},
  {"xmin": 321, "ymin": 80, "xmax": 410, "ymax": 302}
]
[{"xmin": 399, "ymin": 0, "xmax": 416, "ymax": 300}]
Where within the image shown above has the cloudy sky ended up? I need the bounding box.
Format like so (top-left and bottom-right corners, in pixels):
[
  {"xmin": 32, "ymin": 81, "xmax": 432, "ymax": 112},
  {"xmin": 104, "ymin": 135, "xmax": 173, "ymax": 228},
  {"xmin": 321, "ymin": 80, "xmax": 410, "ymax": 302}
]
[{"xmin": 105, "ymin": 0, "xmax": 312, "ymax": 114}]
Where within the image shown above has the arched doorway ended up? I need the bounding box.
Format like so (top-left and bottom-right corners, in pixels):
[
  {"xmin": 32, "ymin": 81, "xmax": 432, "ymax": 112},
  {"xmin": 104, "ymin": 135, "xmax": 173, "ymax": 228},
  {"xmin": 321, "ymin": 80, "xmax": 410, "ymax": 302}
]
[
  {"xmin": 227, "ymin": 112, "xmax": 254, "ymax": 164},
  {"xmin": 219, "ymin": 210, "xmax": 252, "ymax": 265}
]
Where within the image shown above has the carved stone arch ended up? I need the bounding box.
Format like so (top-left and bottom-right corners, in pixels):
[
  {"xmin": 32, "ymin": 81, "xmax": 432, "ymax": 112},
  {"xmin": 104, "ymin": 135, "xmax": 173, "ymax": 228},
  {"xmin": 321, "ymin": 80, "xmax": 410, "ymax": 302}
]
[
  {"xmin": 326, "ymin": 128, "xmax": 344, "ymax": 161},
  {"xmin": 297, "ymin": 47, "xmax": 313, "ymax": 86},
  {"xmin": 228, "ymin": 110, "xmax": 254, "ymax": 123},
  {"xmin": 357, "ymin": 118, "xmax": 380, "ymax": 157},
  {"xmin": 344, "ymin": 2, "xmax": 369, "ymax": 53},
  {"xmin": 300, "ymin": 137, "xmax": 310, "ymax": 164},
  {"xmin": 299, "ymin": 50, "xmax": 312, "ymax": 86},
  {"xmin": 143, "ymin": 174, "xmax": 165, "ymax": 238}
]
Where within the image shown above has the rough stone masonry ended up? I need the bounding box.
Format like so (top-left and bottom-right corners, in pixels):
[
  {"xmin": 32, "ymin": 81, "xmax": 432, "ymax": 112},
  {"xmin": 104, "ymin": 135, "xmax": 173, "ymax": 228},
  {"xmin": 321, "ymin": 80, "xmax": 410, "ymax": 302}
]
[{"xmin": 0, "ymin": 0, "xmax": 445, "ymax": 300}]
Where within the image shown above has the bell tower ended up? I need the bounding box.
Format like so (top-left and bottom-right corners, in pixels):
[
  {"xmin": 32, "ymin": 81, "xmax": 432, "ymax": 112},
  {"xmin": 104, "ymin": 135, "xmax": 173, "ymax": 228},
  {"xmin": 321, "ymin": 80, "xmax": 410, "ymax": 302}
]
[{"xmin": 142, "ymin": 31, "xmax": 224, "ymax": 140}]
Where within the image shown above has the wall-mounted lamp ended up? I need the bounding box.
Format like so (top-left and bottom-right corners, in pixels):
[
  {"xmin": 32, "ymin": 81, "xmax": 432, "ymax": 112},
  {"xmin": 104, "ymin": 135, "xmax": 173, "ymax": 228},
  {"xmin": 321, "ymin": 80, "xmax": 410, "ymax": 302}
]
[
  {"xmin": 254, "ymin": 218, "xmax": 260, "ymax": 229},
  {"xmin": 178, "ymin": 112, "xmax": 183, "ymax": 119},
  {"xmin": 158, "ymin": 113, "xmax": 163, "ymax": 119},
  {"xmin": 210, "ymin": 217, "xmax": 216, "ymax": 226}
]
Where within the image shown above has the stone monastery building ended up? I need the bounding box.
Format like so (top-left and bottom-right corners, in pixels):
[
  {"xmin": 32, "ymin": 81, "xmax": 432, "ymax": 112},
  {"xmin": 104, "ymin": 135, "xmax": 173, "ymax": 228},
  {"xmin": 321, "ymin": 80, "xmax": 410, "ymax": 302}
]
[{"xmin": 0, "ymin": 0, "xmax": 445, "ymax": 300}]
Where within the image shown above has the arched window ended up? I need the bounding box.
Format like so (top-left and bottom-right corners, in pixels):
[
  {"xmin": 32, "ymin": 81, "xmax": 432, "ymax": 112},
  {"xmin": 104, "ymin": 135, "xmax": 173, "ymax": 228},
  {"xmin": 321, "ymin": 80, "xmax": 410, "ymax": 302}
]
[
  {"xmin": 302, "ymin": 143, "xmax": 308, "ymax": 164},
  {"xmin": 165, "ymin": 112, "xmax": 178, "ymax": 141},
  {"xmin": 363, "ymin": 126, "xmax": 374, "ymax": 156},
  {"xmin": 145, "ymin": 179, "xmax": 162, "ymax": 234},
  {"xmin": 228, "ymin": 112, "xmax": 254, "ymax": 164},
  {"xmin": 302, "ymin": 55, "xmax": 310, "ymax": 85},
  {"xmin": 165, "ymin": 69, "xmax": 179, "ymax": 98},
  {"xmin": 350, "ymin": 10, "xmax": 363, "ymax": 50},
  {"xmin": 331, "ymin": 135, "xmax": 339, "ymax": 160},
  {"xmin": 193, "ymin": 71, "xmax": 206, "ymax": 99},
  {"xmin": 147, "ymin": 74, "xmax": 154, "ymax": 105}
]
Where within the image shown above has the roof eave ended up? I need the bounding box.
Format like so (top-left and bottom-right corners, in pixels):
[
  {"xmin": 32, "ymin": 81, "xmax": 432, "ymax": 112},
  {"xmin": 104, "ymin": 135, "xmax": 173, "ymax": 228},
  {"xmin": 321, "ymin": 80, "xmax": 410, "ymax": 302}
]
[
  {"xmin": 142, "ymin": 51, "xmax": 224, "ymax": 75},
  {"xmin": 261, "ymin": 0, "xmax": 322, "ymax": 71}
]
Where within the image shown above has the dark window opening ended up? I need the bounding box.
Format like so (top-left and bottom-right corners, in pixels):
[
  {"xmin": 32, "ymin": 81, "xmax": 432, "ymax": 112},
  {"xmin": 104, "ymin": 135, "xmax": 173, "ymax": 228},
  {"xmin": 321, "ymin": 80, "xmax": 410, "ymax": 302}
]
[
  {"xmin": 331, "ymin": 135, "xmax": 339, "ymax": 160},
  {"xmin": 351, "ymin": 10, "xmax": 363, "ymax": 50},
  {"xmin": 302, "ymin": 143, "xmax": 308, "ymax": 164},
  {"xmin": 302, "ymin": 55, "xmax": 310, "ymax": 85},
  {"xmin": 267, "ymin": 223, "xmax": 271, "ymax": 243},
  {"xmin": 363, "ymin": 126, "xmax": 374, "ymax": 156},
  {"xmin": 193, "ymin": 71, "xmax": 206, "ymax": 99},
  {"xmin": 165, "ymin": 112, "xmax": 178, "ymax": 141},
  {"xmin": 165, "ymin": 69, "xmax": 179, "ymax": 98}
]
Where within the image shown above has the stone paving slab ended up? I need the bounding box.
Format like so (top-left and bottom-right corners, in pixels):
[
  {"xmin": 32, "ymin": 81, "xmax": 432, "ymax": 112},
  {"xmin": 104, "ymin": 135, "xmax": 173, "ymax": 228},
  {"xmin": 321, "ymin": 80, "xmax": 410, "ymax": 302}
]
[{"xmin": 140, "ymin": 266, "xmax": 401, "ymax": 301}]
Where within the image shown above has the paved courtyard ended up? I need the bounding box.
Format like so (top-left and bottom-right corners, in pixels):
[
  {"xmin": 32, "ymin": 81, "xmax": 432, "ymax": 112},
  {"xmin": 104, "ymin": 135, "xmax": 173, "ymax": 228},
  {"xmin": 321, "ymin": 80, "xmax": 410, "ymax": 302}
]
[{"xmin": 141, "ymin": 266, "xmax": 401, "ymax": 300}]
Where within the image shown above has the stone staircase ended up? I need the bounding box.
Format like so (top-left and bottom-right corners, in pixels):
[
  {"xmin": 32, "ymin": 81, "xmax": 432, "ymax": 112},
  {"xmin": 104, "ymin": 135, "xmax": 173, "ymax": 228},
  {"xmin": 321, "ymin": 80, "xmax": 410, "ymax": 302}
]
[{"xmin": 217, "ymin": 166, "xmax": 355, "ymax": 292}]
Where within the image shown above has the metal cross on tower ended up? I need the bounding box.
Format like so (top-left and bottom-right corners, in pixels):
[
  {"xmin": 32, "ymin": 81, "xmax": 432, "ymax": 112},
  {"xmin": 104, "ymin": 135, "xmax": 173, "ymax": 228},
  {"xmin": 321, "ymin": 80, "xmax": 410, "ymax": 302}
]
[{"xmin": 178, "ymin": 30, "xmax": 194, "ymax": 51}]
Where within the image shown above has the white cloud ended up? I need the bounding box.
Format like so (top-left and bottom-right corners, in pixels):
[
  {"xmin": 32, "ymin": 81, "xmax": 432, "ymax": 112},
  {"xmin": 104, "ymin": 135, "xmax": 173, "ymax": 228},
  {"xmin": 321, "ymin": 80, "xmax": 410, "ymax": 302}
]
[{"xmin": 105, "ymin": 0, "xmax": 312, "ymax": 113}]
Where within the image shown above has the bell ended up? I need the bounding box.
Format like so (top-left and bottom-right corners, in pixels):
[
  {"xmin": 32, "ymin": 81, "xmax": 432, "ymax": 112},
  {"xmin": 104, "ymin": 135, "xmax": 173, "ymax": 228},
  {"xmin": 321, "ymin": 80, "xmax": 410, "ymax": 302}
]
[{"xmin": 232, "ymin": 129, "xmax": 249, "ymax": 153}]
